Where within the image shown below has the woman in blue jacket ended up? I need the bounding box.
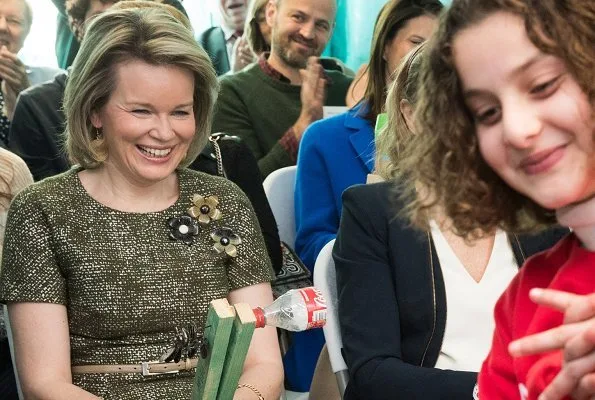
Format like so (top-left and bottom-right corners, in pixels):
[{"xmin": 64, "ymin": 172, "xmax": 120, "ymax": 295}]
[{"xmin": 294, "ymin": 0, "xmax": 443, "ymax": 271}]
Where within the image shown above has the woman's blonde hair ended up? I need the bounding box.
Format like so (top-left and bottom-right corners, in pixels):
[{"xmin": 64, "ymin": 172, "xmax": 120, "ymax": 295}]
[
  {"xmin": 375, "ymin": 44, "xmax": 426, "ymax": 180},
  {"xmin": 396, "ymin": 0, "xmax": 595, "ymax": 238},
  {"xmin": 63, "ymin": 6, "xmax": 218, "ymax": 170},
  {"xmin": 244, "ymin": 0, "xmax": 270, "ymax": 56}
]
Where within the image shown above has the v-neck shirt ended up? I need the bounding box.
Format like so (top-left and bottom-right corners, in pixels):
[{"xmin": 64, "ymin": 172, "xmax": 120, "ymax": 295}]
[{"xmin": 430, "ymin": 220, "xmax": 518, "ymax": 372}]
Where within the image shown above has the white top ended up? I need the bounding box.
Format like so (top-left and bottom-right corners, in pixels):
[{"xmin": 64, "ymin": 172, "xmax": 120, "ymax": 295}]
[{"xmin": 430, "ymin": 220, "xmax": 518, "ymax": 372}]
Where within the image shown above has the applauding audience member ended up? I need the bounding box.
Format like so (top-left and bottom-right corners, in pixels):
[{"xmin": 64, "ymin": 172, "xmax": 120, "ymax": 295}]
[
  {"xmin": 0, "ymin": 0, "xmax": 62, "ymax": 146},
  {"xmin": 212, "ymin": 0, "xmax": 353, "ymax": 178},
  {"xmin": 197, "ymin": 0, "xmax": 248, "ymax": 76}
]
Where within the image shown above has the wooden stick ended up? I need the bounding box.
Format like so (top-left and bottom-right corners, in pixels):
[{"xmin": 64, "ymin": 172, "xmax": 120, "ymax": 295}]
[{"xmin": 192, "ymin": 298, "xmax": 235, "ymax": 400}]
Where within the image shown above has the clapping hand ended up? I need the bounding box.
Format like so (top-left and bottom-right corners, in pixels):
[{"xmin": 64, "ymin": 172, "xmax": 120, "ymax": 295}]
[
  {"xmin": 0, "ymin": 45, "xmax": 29, "ymax": 119},
  {"xmin": 294, "ymin": 56, "xmax": 325, "ymax": 140},
  {"xmin": 509, "ymin": 289, "xmax": 595, "ymax": 400}
]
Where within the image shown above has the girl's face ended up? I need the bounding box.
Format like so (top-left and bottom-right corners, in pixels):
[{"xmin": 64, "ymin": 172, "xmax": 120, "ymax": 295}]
[{"xmin": 453, "ymin": 11, "xmax": 595, "ymax": 210}]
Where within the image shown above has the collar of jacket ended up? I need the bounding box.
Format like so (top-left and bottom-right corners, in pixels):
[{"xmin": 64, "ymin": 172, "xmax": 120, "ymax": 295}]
[{"xmin": 345, "ymin": 102, "xmax": 375, "ymax": 173}]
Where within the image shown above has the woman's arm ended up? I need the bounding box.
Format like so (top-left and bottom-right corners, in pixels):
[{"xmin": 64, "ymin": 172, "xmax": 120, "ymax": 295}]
[
  {"xmin": 228, "ymin": 283, "xmax": 283, "ymax": 400},
  {"xmin": 334, "ymin": 185, "xmax": 477, "ymax": 399},
  {"xmin": 8, "ymin": 302, "xmax": 99, "ymax": 399},
  {"xmin": 294, "ymin": 121, "xmax": 339, "ymax": 271}
]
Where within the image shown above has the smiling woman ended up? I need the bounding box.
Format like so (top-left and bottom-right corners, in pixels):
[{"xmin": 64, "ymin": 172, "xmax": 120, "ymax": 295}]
[
  {"xmin": 394, "ymin": 0, "xmax": 595, "ymax": 398},
  {"xmin": 0, "ymin": 6, "xmax": 283, "ymax": 399}
]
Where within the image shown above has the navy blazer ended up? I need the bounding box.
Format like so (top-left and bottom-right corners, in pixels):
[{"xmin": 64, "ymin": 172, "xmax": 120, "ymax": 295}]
[
  {"xmin": 197, "ymin": 26, "xmax": 230, "ymax": 76},
  {"xmin": 334, "ymin": 182, "xmax": 569, "ymax": 400},
  {"xmin": 295, "ymin": 104, "xmax": 375, "ymax": 271}
]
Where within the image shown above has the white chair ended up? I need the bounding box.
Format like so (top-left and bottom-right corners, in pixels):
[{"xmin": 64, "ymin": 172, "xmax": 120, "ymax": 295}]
[
  {"xmin": 262, "ymin": 166, "xmax": 297, "ymax": 249},
  {"xmin": 4, "ymin": 305, "xmax": 24, "ymax": 400},
  {"xmin": 313, "ymin": 240, "xmax": 348, "ymax": 397},
  {"xmin": 263, "ymin": 166, "xmax": 310, "ymax": 399}
]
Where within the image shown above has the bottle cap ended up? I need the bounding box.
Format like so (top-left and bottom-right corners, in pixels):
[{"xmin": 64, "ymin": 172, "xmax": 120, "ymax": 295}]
[{"xmin": 253, "ymin": 307, "xmax": 266, "ymax": 328}]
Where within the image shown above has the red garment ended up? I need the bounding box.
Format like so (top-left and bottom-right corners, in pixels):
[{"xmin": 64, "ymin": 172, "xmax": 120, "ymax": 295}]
[{"xmin": 479, "ymin": 233, "xmax": 594, "ymax": 400}]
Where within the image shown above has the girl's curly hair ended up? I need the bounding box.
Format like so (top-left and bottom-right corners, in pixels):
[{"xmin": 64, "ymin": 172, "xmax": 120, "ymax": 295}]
[{"xmin": 395, "ymin": 0, "xmax": 595, "ymax": 239}]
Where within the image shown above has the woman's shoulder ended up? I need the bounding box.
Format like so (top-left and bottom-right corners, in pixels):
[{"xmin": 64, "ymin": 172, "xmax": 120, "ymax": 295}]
[
  {"xmin": 0, "ymin": 148, "xmax": 33, "ymax": 193},
  {"xmin": 342, "ymin": 181, "xmax": 395, "ymax": 208},
  {"xmin": 178, "ymin": 168, "xmax": 249, "ymax": 203},
  {"xmin": 11, "ymin": 168, "xmax": 78, "ymax": 207}
]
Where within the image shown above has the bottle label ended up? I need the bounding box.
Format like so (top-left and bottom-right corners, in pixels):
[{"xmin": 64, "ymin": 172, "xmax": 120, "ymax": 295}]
[{"xmin": 299, "ymin": 287, "xmax": 327, "ymax": 329}]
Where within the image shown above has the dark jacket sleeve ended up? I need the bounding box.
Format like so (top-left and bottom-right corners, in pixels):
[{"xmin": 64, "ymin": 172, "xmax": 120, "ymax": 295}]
[
  {"xmin": 8, "ymin": 88, "xmax": 69, "ymax": 181},
  {"xmin": 334, "ymin": 184, "xmax": 477, "ymax": 400},
  {"xmin": 220, "ymin": 139, "xmax": 282, "ymax": 273}
]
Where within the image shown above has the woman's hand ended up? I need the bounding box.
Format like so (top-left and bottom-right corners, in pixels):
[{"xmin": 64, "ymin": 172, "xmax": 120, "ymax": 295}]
[{"xmin": 508, "ymin": 289, "xmax": 595, "ymax": 400}]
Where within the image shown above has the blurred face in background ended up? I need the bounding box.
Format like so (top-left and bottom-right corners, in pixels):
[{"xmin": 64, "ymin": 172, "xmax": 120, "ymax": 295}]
[
  {"xmin": 256, "ymin": 7, "xmax": 271, "ymax": 46},
  {"xmin": 383, "ymin": 14, "xmax": 436, "ymax": 82},
  {"xmin": 267, "ymin": 0, "xmax": 335, "ymax": 69},
  {"xmin": 84, "ymin": 0, "xmax": 116, "ymax": 32},
  {"xmin": 0, "ymin": 0, "xmax": 30, "ymax": 53},
  {"xmin": 220, "ymin": 0, "xmax": 247, "ymax": 32}
]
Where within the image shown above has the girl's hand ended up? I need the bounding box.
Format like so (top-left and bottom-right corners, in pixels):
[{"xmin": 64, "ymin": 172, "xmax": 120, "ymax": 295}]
[{"xmin": 509, "ymin": 289, "xmax": 595, "ymax": 400}]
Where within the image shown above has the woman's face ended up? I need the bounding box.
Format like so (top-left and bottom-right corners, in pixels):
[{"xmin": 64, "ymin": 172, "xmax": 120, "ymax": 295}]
[
  {"xmin": 383, "ymin": 14, "xmax": 437, "ymax": 81},
  {"xmin": 453, "ymin": 11, "xmax": 595, "ymax": 210},
  {"xmin": 91, "ymin": 59, "xmax": 196, "ymax": 186},
  {"xmin": 256, "ymin": 9, "xmax": 271, "ymax": 46}
]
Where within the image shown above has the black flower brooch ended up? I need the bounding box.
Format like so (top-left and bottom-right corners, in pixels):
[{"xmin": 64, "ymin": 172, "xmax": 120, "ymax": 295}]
[
  {"xmin": 211, "ymin": 227, "xmax": 242, "ymax": 257},
  {"xmin": 167, "ymin": 194, "xmax": 241, "ymax": 254},
  {"xmin": 167, "ymin": 215, "xmax": 199, "ymax": 245}
]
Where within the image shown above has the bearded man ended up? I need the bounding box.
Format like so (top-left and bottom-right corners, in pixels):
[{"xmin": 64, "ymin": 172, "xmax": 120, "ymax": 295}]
[{"xmin": 212, "ymin": 0, "xmax": 352, "ymax": 178}]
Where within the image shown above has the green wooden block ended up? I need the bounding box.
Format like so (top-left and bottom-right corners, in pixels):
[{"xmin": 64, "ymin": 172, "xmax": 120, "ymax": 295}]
[
  {"xmin": 217, "ymin": 303, "xmax": 257, "ymax": 400},
  {"xmin": 192, "ymin": 298, "xmax": 235, "ymax": 400}
]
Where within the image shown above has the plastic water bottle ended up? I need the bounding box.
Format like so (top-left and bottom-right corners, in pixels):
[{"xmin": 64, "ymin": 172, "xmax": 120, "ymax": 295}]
[{"xmin": 253, "ymin": 287, "xmax": 327, "ymax": 331}]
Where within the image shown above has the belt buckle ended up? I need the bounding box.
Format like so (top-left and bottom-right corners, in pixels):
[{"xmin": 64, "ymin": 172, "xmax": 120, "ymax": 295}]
[{"xmin": 141, "ymin": 361, "xmax": 179, "ymax": 376}]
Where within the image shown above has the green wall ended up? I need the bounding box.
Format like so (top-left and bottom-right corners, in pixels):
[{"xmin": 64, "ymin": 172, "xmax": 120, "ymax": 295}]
[{"xmin": 325, "ymin": 0, "xmax": 451, "ymax": 70}]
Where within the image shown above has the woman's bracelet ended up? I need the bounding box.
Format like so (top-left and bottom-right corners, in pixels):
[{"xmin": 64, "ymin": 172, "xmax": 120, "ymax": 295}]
[{"xmin": 237, "ymin": 383, "xmax": 264, "ymax": 400}]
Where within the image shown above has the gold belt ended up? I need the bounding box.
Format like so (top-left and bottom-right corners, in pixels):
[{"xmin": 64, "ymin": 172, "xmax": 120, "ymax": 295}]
[{"xmin": 71, "ymin": 358, "xmax": 199, "ymax": 376}]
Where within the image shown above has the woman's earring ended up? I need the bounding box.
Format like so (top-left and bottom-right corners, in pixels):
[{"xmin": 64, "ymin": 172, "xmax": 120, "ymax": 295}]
[{"xmin": 95, "ymin": 128, "xmax": 103, "ymax": 140}]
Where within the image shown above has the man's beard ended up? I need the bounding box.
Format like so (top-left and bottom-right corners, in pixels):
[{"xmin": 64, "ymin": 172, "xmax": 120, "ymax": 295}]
[{"xmin": 273, "ymin": 32, "xmax": 320, "ymax": 69}]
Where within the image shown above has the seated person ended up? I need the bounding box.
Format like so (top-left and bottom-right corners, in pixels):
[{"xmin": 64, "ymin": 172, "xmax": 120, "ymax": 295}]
[
  {"xmin": 211, "ymin": 0, "xmax": 353, "ymax": 179},
  {"xmin": 0, "ymin": 0, "xmax": 63, "ymax": 146},
  {"xmin": 295, "ymin": 0, "xmax": 443, "ymax": 270},
  {"xmin": 51, "ymin": 0, "xmax": 187, "ymax": 69},
  {"xmin": 196, "ymin": 0, "xmax": 247, "ymax": 76},
  {"xmin": 0, "ymin": 6, "xmax": 283, "ymax": 399},
  {"xmin": 0, "ymin": 148, "xmax": 32, "ymax": 399},
  {"xmin": 235, "ymin": 0, "xmax": 352, "ymax": 76},
  {"xmin": 397, "ymin": 0, "xmax": 595, "ymax": 398},
  {"xmin": 333, "ymin": 45, "xmax": 568, "ymax": 400},
  {"xmin": 8, "ymin": 1, "xmax": 282, "ymax": 274}
]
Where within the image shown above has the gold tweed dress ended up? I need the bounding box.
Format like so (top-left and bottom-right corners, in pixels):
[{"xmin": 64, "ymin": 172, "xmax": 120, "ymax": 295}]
[{"xmin": 0, "ymin": 167, "xmax": 275, "ymax": 399}]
